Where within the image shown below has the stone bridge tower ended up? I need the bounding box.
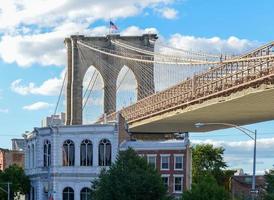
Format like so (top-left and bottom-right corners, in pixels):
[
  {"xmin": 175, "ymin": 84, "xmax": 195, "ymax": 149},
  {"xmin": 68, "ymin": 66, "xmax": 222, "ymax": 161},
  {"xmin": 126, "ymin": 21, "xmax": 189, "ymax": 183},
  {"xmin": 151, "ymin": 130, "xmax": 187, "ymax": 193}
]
[{"xmin": 65, "ymin": 34, "xmax": 158, "ymax": 125}]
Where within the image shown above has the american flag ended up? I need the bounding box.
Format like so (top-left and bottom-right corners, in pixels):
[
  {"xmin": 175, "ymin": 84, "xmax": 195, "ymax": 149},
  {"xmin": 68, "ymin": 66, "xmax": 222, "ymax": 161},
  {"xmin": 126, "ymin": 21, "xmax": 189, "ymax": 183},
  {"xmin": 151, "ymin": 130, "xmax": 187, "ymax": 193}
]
[{"xmin": 110, "ymin": 21, "xmax": 118, "ymax": 31}]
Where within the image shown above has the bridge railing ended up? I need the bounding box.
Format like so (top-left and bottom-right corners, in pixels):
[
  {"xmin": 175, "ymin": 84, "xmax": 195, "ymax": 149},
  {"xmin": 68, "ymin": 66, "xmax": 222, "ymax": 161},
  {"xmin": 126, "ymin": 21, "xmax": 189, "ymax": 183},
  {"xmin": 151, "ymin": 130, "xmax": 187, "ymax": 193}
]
[{"xmin": 118, "ymin": 57, "xmax": 274, "ymax": 123}]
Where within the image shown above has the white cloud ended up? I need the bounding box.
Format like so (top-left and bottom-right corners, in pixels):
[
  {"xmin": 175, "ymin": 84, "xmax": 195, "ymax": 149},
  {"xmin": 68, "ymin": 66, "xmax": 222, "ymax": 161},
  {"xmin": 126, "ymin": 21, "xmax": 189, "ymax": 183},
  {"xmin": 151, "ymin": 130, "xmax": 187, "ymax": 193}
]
[
  {"xmin": 156, "ymin": 7, "xmax": 178, "ymax": 19},
  {"xmin": 0, "ymin": 24, "xmax": 159, "ymax": 67},
  {"xmin": 0, "ymin": 108, "xmax": 9, "ymax": 113},
  {"xmin": 192, "ymin": 138, "xmax": 274, "ymax": 173},
  {"xmin": 167, "ymin": 34, "xmax": 260, "ymax": 55},
  {"xmin": 0, "ymin": 0, "xmax": 173, "ymax": 67},
  {"xmin": 23, "ymin": 101, "xmax": 53, "ymax": 111},
  {"xmin": 0, "ymin": 23, "xmax": 83, "ymax": 67},
  {"xmin": 11, "ymin": 70, "xmax": 66, "ymax": 96},
  {"xmin": 0, "ymin": 0, "xmax": 175, "ymax": 31},
  {"xmin": 121, "ymin": 26, "xmax": 158, "ymax": 36}
]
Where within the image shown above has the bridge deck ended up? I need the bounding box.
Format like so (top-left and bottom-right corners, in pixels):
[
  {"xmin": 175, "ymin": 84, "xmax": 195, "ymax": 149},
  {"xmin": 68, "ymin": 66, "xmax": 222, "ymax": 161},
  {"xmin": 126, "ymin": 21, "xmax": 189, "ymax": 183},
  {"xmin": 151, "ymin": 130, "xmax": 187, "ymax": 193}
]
[{"xmin": 129, "ymin": 84, "xmax": 274, "ymax": 132}]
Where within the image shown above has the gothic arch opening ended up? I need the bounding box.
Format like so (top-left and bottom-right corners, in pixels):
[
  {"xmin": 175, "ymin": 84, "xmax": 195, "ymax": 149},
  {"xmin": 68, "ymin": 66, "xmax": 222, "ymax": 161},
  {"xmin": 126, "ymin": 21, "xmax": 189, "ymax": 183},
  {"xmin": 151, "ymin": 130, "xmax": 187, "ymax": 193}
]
[
  {"xmin": 82, "ymin": 66, "xmax": 104, "ymax": 124},
  {"xmin": 116, "ymin": 65, "xmax": 137, "ymax": 110}
]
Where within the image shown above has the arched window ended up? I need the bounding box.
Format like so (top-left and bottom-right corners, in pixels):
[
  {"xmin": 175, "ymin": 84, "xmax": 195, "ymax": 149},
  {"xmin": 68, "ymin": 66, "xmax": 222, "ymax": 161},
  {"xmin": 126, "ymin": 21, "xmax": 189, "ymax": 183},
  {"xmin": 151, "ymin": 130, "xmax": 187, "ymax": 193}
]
[
  {"xmin": 63, "ymin": 140, "xmax": 75, "ymax": 166},
  {"xmin": 80, "ymin": 140, "xmax": 92, "ymax": 166},
  {"xmin": 80, "ymin": 187, "xmax": 91, "ymax": 200},
  {"xmin": 63, "ymin": 187, "xmax": 74, "ymax": 200},
  {"xmin": 44, "ymin": 140, "xmax": 51, "ymax": 167},
  {"xmin": 99, "ymin": 139, "xmax": 111, "ymax": 166}
]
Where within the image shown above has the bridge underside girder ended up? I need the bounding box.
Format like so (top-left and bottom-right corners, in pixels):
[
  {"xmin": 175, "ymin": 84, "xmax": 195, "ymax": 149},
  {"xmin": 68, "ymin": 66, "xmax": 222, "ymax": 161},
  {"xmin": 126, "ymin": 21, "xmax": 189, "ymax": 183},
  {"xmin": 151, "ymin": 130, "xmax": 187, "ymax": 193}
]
[{"xmin": 128, "ymin": 84, "xmax": 274, "ymax": 133}]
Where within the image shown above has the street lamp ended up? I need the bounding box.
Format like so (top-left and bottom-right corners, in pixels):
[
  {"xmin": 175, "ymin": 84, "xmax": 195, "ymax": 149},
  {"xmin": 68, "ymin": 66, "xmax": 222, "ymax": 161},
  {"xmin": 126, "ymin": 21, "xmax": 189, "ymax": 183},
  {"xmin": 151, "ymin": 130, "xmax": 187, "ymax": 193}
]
[{"xmin": 195, "ymin": 122, "xmax": 258, "ymax": 197}]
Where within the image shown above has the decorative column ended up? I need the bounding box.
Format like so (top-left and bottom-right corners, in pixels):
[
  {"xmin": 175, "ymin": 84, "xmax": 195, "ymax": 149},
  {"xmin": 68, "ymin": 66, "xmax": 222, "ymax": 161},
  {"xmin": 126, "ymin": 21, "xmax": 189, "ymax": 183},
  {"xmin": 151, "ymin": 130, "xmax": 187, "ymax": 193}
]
[
  {"xmin": 65, "ymin": 38, "xmax": 72, "ymax": 125},
  {"xmin": 71, "ymin": 36, "xmax": 83, "ymax": 125}
]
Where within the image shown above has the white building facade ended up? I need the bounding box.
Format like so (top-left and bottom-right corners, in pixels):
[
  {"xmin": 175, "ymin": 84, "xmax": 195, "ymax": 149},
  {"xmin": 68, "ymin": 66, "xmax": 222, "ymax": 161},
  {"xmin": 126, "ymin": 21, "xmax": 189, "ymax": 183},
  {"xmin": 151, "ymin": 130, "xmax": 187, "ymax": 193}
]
[{"xmin": 24, "ymin": 124, "xmax": 119, "ymax": 200}]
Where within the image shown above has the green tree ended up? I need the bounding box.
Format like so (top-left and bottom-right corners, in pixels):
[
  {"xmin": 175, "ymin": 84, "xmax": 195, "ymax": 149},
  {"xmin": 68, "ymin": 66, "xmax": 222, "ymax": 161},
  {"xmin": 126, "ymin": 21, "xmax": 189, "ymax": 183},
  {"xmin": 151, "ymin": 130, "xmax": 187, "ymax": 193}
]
[
  {"xmin": 0, "ymin": 165, "xmax": 30, "ymax": 200},
  {"xmin": 182, "ymin": 175, "xmax": 230, "ymax": 200},
  {"xmin": 192, "ymin": 144, "xmax": 227, "ymax": 185},
  {"xmin": 91, "ymin": 148, "xmax": 172, "ymax": 200},
  {"xmin": 264, "ymin": 170, "xmax": 274, "ymax": 200}
]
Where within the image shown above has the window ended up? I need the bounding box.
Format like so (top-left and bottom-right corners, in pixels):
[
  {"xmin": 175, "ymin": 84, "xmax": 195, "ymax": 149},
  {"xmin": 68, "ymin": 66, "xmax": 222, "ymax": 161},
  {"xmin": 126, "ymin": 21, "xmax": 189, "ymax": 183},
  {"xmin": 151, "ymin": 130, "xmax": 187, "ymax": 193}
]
[
  {"xmin": 161, "ymin": 175, "xmax": 169, "ymax": 190},
  {"xmin": 80, "ymin": 187, "xmax": 91, "ymax": 200},
  {"xmin": 28, "ymin": 145, "xmax": 31, "ymax": 168},
  {"xmin": 160, "ymin": 155, "xmax": 170, "ymax": 170},
  {"xmin": 174, "ymin": 154, "xmax": 184, "ymax": 170},
  {"xmin": 174, "ymin": 176, "xmax": 183, "ymax": 193},
  {"xmin": 81, "ymin": 140, "xmax": 93, "ymax": 166},
  {"xmin": 44, "ymin": 140, "xmax": 51, "ymax": 167},
  {"xmin": 31, "ymin": 144, "xmax": 35, "ymax": 168},
  {"xmin": 99, "ymin": 139, "xmax": 111, "ymax": 166},
  {"xmin": 63, "ymin": 187, "xmax": 74, "ymax": 200},
  {"xmin": 147, "ymin": 155, "xmax": 156, "ymax": 169},
  {"xmin": 63, "ymin": 140, "xmax": 75, "ymax": 166},
  {"xmin": 31, "ymin": 186, "xmax": 35, "ymax": 200}
]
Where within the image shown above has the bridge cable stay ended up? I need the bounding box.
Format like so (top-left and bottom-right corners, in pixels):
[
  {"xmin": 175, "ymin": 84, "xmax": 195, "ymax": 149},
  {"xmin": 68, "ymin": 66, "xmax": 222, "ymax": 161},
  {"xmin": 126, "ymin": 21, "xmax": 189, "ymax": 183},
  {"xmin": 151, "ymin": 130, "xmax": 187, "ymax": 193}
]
[
  {"xmin": 79, "ymin": 45, "xmax": 152, "ymax": 108},
  {"xmin": 50, "ymin": 70, "xmax": 67, "ymax": 126},
  {"xmin": 79, "ymin": 45, "xmax": 139, "ymax": 118},
  {"xmin": 83, "ymin": 70, "xmax": 97, "ymax": 98},
  {"xmin": 112, "ymin": 40, "xmax": 213, "ymax": 91},
  {"xmin": 117, "ymin": 45, "xmax": 156, "ymax": 95},
  {"xmin": 79, "ymin": 39, "xmax": 210, "ymax": 95},
  {"xmin": 79, "ymin": 43, "xmax": 155, "ymax": 99},
  {"xmin": 82, "ymin": 72, "xmax": 99, "ymax": 110},
  {"xmin": 117, "ymin": 68, "xmax": 130, "ymax": 91}
]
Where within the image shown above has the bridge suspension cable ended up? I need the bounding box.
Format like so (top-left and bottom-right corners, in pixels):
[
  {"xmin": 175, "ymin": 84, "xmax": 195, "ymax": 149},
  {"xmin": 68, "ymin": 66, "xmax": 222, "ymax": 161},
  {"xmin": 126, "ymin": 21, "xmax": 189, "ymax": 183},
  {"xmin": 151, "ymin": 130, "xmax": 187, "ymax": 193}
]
[
  {"xmin": 111, "ymin": 40, "xmax": 211, "ymax": 63},
  {"xmin": 149, "ymin": 39, "xmax": 225, "ymax": 59},
  {"xmin": 77, "ymin": 40, "xmax": 274, "ymax": 66},
  {"xmin": 77, "ymin": 40, "xmax": 216, "ymax": 65}
]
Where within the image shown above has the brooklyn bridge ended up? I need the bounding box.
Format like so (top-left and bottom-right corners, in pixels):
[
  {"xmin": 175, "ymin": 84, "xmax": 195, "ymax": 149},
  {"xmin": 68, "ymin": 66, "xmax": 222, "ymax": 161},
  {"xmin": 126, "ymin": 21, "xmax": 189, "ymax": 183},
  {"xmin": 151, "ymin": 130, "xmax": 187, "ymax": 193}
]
[{"xmin": 62, "ymin": 34, "xmax": 274, "ymax": 133}]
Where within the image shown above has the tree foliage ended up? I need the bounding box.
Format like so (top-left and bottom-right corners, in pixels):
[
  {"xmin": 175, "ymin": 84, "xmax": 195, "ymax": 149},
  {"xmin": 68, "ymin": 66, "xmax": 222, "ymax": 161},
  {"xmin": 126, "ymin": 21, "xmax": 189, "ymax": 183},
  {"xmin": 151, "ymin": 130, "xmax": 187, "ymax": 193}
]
[
  {"xmin": 91, "ymin": 148, "xmax": 172, "ymax": 200},
  {"xmin": 182, "ymin": 175, "xmax": 230, "ymax": 200},
  {"xmin": 192, "ymin": 144, "xmax": 227, "ymax": 184},
  {"xmin": 264, "ymin": 170, "xmax": 274, "ymax": 200},
  {"xmin": 0, "ymin": 165, "xmax": 30, "ymax": 200}
]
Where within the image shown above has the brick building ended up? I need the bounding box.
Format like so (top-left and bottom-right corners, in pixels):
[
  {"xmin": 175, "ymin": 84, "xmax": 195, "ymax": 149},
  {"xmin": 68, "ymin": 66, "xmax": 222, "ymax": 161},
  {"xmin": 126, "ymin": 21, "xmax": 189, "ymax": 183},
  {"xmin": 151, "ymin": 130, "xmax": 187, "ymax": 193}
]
[
  {"xmin": 120, "ymin": 135, "xmax": 191, "ymax": 197},
  {"xmin": 0, "ymin": 148, "xmax": 24, "ymax": 171},
  {"xmin": 231, "ymin": 175, "xmax": 265, "ymax": 200}
]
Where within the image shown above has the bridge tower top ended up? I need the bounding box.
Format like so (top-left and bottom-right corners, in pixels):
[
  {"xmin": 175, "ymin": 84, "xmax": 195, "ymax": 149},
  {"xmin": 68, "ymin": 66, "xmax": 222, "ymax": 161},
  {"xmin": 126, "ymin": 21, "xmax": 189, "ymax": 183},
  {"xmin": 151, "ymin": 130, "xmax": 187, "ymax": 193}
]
[{"xmin": 65, "ymin": 33, "xmax": 158, "ymax": 125}]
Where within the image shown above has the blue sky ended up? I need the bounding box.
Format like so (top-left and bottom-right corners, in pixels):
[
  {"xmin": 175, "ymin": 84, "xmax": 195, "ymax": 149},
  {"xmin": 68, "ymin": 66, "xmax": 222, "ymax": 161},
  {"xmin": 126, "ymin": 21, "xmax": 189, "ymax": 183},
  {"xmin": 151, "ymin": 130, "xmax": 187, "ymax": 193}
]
[{"xmin": 0, "ymin": 0, "xmax": 274, "ymax": 174}]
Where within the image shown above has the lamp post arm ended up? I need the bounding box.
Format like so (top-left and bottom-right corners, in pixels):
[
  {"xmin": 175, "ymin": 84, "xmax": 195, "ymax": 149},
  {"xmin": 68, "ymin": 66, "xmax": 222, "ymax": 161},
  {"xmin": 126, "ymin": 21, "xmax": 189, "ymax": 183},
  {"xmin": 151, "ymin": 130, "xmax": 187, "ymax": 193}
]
[{"xmin": 199, "ymin": 122, "xmax": 255, "ymax": 140}]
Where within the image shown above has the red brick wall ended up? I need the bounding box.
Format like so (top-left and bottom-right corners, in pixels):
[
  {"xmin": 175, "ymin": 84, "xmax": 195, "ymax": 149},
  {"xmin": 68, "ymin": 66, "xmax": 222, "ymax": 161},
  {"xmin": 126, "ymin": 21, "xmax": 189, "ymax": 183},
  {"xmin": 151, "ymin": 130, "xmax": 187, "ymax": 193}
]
[
  {"xmin": 11, "ymin": 151, "xmax": 24, "ymax": 168},
  {"xmin": 0, "ymin": 150, "xmax": 24, "ymax": 170},
  {"xmin": 136, "ymin": 149, "xmax": 186, "ymax": 195}
]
